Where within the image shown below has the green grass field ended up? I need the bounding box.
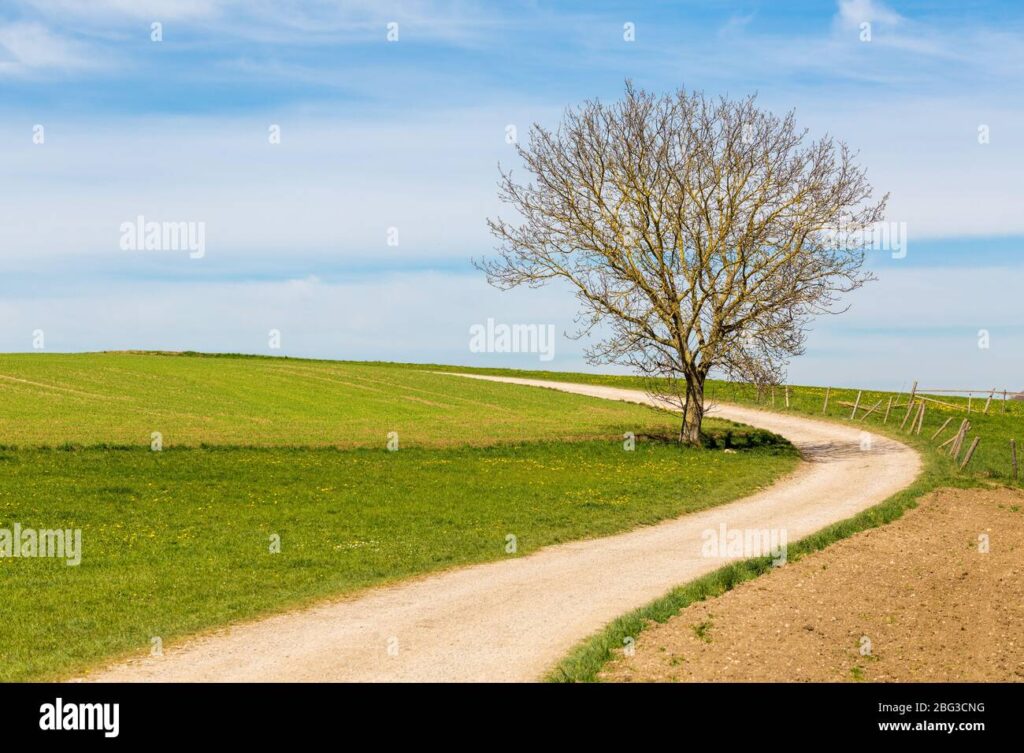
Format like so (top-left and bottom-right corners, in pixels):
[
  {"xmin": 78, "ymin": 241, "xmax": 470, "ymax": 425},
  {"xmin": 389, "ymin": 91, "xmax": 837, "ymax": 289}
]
[
  {"xmin": 0, "ymin": 353, "xmax": 672, "ymax": 448},
  {"xmin": 0, "ymin": 352, "xmax": 797, "ymax": 681}
]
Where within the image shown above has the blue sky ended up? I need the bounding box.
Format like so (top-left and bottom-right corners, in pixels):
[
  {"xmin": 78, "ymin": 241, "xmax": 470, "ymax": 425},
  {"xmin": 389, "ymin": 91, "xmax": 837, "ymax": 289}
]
[{"xmin": 1, "ymin": 0, "xmax": 1022, "ymax": 389}]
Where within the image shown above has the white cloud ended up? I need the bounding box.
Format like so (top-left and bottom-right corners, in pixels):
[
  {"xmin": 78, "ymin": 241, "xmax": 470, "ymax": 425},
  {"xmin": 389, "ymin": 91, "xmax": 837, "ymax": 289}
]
[
  {"xmin": 1, "ymin": 91, "xmax": 1019, "ymax": 268},
  {"xmin": 717, "ymin": 12, "xmax": 756, "ymax": 37},
  {"xmin": 836, "ymin": 0, "xmax": 903, "ymax": 30},
  {"xmin": 0, "ymin": 104, "xmax": 557, "ymax": 262},
  {"xmin": 786, "ymin": 96, "xmax": 1024, "ymax": 239},
  {"xmin": 0, "ymin": 271, "xmax": 592, "ymax": 370},
  {"xmin": 18, "ymin": 0, "xmax": 222, "ymax": 22},
  {"xmin": 13, "ymin": 0, "xmax": 500, "ymax": 46},
  {"xmin": 0, "ymin": 22, "xmax": 96, "ymax": 75},
  {"xmin": 794, "ymin": 265, "xmax": 1024, "ymax": 390}
]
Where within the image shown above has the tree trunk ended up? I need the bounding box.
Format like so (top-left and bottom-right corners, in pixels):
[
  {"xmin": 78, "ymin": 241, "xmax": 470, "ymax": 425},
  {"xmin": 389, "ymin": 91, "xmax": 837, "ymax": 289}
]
[{"xmin": 679, "ymin": 374, "xmax": 706, "ymax": 446}]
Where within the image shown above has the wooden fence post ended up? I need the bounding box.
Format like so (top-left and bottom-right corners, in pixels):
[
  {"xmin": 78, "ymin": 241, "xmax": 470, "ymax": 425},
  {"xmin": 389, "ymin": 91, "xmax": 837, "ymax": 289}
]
[
  {"xmin": 822, "ymin": 387, "xmax": 830, "ymax": 415},
  {"xmin": 785, "ymin": 385, "xmax": 790, "ymax": 408},
  {"xmin": 1012, "ymin": 439, "xmax": 1019, "ymax": 481},
  {"xmin": 930, "ymin": 416, "xmax": 953, "ymax": 441},
  {"xmin": 960, "ymin": 436, "xmax": 981, "ymax": 470},
  {"xmin": 850, "ymin": 390, "xmax": 862, "ymax": 420},
  {"xmin": 914, "ymin": 402, "xmax": 926, "ymax": 434},
  {"xmin": 860, "ymin": 400, "xmax": 882, "ymax": 421},
  {"xmin": 883, "ymin": 395, "xmax": 893, "ymax": 424},
  {"xmin": 945, "ymin": 419, "xmax": 968, "ymax": 456},
  {"xmin": 983, "ymin": 389, "xmax": 995, "ymax": 414},
  {"xmin": 951, "ymin": 420, "xmax": 971, "ymax": 459},
  {"xmin": 900, "ymin": 398, "xmax": 916, "ymax": 429}
]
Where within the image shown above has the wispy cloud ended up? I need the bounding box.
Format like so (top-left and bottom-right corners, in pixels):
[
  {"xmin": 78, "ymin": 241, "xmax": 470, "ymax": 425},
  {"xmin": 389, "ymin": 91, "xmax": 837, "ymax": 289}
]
[
  {"xmin": 0, "ymin": 21, "xmax": 98, "ymax": 75},
  {"xmin": 19, "ymin": 0, "xmax": 225, "ymax": 22},
  {"xmin": 10, "ymin": 0, "xmax": 505, "ymax": 48},
  {"xmin": 835, "ymin": 0, "xmax": 903, "ymax": 29}
]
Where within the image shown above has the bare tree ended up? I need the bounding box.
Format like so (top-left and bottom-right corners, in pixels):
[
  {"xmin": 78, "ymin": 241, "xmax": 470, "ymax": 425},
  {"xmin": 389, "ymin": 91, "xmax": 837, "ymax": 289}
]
[{"xmin": 479, "ymin": 83, "xmax": 885, "ymax": 445}]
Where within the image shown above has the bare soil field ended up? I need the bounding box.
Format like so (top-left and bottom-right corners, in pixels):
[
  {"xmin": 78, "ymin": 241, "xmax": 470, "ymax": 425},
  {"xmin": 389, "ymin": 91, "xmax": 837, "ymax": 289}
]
[{"xmin": 601, "ymin": 487, "xmax": 1024, "ymax": 682}]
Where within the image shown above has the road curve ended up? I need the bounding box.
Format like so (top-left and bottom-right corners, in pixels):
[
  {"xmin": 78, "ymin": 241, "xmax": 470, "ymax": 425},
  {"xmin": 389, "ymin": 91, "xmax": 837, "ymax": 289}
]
[{"xmin": 82, "ymin": 375, "xmax": 921, "ymax": 683}]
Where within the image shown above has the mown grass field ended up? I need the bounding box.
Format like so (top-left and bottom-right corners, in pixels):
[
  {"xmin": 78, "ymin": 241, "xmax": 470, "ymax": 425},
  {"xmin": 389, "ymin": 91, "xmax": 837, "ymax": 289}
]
[
  {"xmin": 0, "ymin": 352, "xmax": 797, "ymax": 681},
  {"xmin": 0, "ymin": 353, "xmax": 669, "ymax": 448}
]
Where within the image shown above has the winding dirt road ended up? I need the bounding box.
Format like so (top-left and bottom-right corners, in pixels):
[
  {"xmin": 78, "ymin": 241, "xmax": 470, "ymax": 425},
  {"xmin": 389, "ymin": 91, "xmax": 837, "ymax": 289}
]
[{"xmin": 82, "ymin": 375, "xmax": 921, "ymax": 683}]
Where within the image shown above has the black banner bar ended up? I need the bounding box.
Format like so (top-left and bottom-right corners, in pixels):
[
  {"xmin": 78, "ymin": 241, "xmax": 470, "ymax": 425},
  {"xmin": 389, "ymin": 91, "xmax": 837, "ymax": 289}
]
[{"xmin": 2, "ymin": 682, "xmax": 1017, "ymax": 744}]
